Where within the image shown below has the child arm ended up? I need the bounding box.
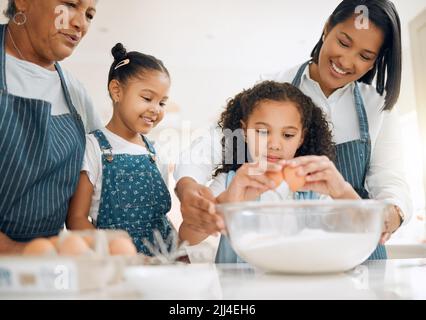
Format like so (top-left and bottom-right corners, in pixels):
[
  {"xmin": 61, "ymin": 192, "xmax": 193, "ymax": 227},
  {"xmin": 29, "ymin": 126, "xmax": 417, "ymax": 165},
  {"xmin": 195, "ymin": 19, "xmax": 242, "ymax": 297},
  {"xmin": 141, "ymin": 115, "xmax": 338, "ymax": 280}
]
[{"xmin": 67, "ymin": 172, "xmax": 96, "ymax": 230}]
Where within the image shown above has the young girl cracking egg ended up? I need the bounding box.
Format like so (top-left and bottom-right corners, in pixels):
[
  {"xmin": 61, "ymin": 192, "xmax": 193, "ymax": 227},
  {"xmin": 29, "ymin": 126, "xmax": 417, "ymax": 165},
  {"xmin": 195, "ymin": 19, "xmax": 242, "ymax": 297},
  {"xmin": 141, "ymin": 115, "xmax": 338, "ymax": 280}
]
[{"xmin": 179, "ymin": 81, "xmax": 363, "ymax": 263}]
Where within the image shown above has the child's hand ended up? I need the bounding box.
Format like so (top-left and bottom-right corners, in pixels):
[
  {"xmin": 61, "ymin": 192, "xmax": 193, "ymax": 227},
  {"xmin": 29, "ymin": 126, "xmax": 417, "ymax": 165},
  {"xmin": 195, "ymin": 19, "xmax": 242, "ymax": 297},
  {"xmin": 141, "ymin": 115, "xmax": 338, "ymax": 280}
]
[
  {"xmin": 285, "ymin": 156, "xmax": 360, "ymax": 200},
  {"xmin": 217, "ymin": 162, "xmax": 280, "ymax": 203}
]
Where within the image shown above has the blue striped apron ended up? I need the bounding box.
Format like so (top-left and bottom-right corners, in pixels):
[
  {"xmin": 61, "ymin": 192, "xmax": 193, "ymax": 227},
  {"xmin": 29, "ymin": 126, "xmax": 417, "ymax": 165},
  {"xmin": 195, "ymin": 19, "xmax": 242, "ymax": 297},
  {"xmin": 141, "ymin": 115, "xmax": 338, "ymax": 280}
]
[
  {"xmin": 215, "ymin": 171, "xmax": 320, "ymax": 264},
  {"xmin": 0, "ymin": 24, "xmax": 86, "ymax": 242},
  {"xmin": 292, "ymin": 61, "xmax": 386, "ymax": 260}
]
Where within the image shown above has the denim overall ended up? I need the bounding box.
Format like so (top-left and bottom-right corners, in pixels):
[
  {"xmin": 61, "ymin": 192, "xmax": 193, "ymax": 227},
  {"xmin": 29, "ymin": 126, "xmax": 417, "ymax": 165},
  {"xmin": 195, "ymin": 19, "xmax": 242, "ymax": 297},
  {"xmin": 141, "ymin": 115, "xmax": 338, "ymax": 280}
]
[
  {"xmin": 292, "ymin": 61, "xmax": 386, "ymax": 260},
  {"xmin": 0, "ymin": 24, "xmax": 85, "ymax": 241},
  {"xmin": 91, "ymin": 130, "xmax": 172, "ymax": 255},
  {"xmin": 215, "ymin": 171, "xmax": 321, "ymax": 264}
]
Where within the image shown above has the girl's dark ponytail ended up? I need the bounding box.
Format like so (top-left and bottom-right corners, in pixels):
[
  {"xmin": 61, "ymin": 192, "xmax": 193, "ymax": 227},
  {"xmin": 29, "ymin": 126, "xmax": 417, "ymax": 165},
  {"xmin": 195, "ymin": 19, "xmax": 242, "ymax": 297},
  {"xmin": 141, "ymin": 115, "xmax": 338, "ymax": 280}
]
[
  {"xmin": 107, "ymin": 43, "xmax": 170, "ymax": 96},
  {"xmin": 111, "ymin": 43, "xmax": 127, "ymax": 62}
]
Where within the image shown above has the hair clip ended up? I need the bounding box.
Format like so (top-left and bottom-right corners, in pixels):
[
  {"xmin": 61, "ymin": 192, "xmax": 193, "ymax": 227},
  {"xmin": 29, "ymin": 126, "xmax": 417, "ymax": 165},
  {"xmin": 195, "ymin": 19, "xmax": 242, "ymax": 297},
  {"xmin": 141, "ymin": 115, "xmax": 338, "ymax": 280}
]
[{"xmin": 114, "ymin": 58, "xmax": 130, "ymax": 70}]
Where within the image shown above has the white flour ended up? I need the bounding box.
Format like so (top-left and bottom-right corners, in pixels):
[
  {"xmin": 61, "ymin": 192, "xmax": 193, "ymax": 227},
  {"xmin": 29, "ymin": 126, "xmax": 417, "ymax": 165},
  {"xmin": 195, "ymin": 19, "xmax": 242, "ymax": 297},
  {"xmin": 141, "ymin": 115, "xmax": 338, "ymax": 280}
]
[{"xmin": 233, "ymin": 229, "xmax": 378, "ymax": 273}]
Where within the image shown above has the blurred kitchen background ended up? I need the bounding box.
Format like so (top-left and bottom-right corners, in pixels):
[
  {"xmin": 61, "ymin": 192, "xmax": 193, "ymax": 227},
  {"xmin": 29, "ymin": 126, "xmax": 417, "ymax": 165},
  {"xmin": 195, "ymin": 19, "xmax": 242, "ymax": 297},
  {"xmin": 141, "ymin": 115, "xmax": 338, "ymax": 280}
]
[{"xmin": 1, "ymin": 0, "xmax": 425, "ymax": 247}]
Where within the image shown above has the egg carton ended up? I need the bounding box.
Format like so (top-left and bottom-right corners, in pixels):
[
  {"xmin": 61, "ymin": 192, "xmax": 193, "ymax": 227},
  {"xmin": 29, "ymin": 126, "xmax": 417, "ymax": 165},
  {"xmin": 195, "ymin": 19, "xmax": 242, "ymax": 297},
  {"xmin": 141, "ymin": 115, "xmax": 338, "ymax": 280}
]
[
  {"xmin": 0, "ymin": 229, "xmax": 191, "ymax": 295},
  {"xmin": 0, "ymin": 230, "xmax": 143, "ymax": 294},
  {"xmin": 0, "ymin": 255, "xmax": 124, "ymax": 294}
]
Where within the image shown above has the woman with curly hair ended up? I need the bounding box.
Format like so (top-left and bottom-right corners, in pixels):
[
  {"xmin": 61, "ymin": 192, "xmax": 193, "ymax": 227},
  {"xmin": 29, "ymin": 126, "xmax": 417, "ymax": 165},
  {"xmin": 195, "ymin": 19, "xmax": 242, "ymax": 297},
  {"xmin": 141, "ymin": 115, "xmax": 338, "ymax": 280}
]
[{"xmin": 179, "ymin": 81, "xmax": 362, "ymax": 262}]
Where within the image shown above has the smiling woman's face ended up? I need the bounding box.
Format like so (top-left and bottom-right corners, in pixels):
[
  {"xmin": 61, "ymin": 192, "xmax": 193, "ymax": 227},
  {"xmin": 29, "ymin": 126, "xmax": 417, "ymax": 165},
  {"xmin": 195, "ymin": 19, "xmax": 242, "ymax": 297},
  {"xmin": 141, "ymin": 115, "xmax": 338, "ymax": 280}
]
[
  {"xmin": 17, "ymin": 0, "xmax": 97, "ymax": 62},
  {"xmin": 312, "ymin": 15, "xmax": 384, "ymax": 96}
]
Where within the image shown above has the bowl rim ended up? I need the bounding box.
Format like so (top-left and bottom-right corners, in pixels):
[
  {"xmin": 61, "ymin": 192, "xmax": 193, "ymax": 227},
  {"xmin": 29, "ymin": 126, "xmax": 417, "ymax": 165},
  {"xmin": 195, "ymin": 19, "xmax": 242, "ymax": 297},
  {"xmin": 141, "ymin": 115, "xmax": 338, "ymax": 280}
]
[{"xmin": 216, "ymin": 199, "xmax": 392, "ymax": 213}]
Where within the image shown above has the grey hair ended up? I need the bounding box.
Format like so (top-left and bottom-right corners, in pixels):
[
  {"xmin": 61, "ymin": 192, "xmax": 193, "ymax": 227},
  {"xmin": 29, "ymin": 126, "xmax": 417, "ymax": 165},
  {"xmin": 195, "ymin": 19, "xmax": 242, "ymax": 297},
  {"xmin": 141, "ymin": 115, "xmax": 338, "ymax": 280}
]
[{"xmin": 4, "ymin": 0, "xmax": 17, "ymax": 19}]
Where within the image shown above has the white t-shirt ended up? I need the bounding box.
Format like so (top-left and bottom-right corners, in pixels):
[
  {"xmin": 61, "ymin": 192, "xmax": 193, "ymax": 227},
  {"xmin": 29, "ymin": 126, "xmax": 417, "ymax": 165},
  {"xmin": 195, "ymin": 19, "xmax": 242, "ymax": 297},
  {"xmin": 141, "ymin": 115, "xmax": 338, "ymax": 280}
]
[
  {"xmin": 81, "ymin": 128, "xmax": 169, "ymax": 223},
  {"xmin": 5, "ymin": 54, "xmax": 102, "ymax": 132},
  {"xmin": 209, "ymin": 172, "xmax": 330, "ymax": 201},
  {"xmin": 174, "ymin": 62, "xmax": 413, "ymax": 223}
]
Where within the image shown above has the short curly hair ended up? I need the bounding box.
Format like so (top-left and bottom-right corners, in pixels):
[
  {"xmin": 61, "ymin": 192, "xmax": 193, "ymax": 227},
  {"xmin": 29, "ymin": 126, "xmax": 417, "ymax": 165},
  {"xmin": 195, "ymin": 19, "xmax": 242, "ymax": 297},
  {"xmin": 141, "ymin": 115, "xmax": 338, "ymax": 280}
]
[{"xmin": 214, "ymin": 81, "xmax": 336, "ymax": 176}]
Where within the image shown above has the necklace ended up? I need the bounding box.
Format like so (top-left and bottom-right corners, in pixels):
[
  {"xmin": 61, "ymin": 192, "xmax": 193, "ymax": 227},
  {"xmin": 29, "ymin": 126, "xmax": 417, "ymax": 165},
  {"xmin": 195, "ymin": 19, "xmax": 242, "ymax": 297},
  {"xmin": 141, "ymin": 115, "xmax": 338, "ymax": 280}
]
[{"xmin": 7, "ymin": 27, "xmax": 25, "ymax": 61}]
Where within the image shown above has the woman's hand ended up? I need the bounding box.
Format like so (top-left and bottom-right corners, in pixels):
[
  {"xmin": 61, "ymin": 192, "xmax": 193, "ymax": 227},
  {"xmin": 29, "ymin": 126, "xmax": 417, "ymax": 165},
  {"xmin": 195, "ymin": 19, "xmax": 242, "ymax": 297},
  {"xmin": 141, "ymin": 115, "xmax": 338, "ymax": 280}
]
[
  {"xmin": 176, "ymin": 177, "xmax": 223, "ymax": 235},
  {"xmin": 380, "ymin": 205, "xmax": 403, "ymax": 245},
  {"xmin": 285, "ymin": 156, "xmax": 360, "ymax": 199},
  {"xmin": 217, "ymin": 162, "xmax": 280, "ymax": 203}
]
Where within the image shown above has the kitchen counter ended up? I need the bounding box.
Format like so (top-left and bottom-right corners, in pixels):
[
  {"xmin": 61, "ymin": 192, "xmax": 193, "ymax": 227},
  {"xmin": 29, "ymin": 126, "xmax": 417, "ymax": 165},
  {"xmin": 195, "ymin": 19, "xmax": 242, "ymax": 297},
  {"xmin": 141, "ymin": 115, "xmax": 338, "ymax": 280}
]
[{"xmin": 2, "ymin": 259, "xmax": 426, "ymax": 300}]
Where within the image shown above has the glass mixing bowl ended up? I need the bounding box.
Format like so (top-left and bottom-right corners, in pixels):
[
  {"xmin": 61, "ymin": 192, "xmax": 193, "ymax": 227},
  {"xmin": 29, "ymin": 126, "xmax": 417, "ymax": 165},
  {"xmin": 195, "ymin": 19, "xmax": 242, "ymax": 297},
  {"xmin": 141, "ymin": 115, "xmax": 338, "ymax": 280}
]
[{"xmin": 216, "ymin": 200, "xmax": 390, "ymax": 274}]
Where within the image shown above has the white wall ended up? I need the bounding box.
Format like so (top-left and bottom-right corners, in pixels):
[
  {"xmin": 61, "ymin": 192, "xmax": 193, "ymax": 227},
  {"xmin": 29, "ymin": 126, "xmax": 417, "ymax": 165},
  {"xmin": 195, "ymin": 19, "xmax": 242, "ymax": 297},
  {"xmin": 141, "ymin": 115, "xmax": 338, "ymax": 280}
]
[{"xmin": 57, "ymin": 0, "xmax": 426, "ymax": 125}]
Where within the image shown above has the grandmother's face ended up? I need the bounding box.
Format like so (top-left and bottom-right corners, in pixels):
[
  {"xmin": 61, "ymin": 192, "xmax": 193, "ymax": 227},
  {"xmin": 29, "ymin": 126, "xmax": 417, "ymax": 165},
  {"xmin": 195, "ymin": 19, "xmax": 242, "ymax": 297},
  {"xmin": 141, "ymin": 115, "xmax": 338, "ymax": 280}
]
[{"xmin": 16, "ymin": 0, "xmax": 97, "ymax": 62}]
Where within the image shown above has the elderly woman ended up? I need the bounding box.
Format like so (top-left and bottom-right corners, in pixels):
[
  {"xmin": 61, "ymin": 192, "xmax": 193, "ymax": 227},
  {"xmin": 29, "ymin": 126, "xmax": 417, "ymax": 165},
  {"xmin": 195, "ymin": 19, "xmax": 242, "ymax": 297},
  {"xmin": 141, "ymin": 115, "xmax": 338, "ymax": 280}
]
[{"xmin": 0, "ymin": 0, "xmax": 101, "ymax": 253}]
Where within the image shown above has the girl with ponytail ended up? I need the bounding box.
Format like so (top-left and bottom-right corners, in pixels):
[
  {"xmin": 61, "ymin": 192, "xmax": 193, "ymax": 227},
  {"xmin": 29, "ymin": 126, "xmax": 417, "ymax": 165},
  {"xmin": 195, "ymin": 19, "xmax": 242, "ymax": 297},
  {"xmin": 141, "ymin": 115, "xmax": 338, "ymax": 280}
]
[{"xmin": 67, "ymin": 43, "xmax": 174, "ymax": 255}]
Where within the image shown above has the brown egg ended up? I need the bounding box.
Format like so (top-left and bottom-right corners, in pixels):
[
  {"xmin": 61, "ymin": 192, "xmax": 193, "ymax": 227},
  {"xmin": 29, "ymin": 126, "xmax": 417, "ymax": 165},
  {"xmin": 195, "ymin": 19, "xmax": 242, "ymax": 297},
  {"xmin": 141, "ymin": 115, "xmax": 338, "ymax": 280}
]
[
  {"xmin": 82, "ymin": 235, "xmax": 95, "ymax": 249},
  {"xmin": 48, "ymin": 236, "xmax": 60, "ymax": 249},
  {"xmin": 109, "ymin": 237, "xmax": 137, "ymax": 256},
  {"xmin": 265, "ymin": 170, "xmax": 284, "ymax": 188},
  {"xmin": 58, "ymin": 234, "xmax": 91, "ymax": 256},
  {"xmin": 283, "ymin": 166, "xmax": 306, "ymax": 192},
  {"xmin": 23, "ymin": 238, "xmax": 57, "ymax": 256}
]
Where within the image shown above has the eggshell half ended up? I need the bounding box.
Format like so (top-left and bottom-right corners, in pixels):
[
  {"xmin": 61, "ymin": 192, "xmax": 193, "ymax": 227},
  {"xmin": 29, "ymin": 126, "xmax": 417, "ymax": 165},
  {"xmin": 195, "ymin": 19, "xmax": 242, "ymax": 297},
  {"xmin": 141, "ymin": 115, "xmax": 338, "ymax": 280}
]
[{"xmin": 283, "ymin": 166, "xmax": 306, "ymax": 192}]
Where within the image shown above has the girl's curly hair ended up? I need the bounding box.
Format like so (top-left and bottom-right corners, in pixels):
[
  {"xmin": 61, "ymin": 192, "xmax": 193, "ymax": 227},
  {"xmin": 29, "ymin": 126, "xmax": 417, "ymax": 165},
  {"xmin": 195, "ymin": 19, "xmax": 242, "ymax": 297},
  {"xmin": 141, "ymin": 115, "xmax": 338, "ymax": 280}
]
[{"xmin": 214, "ymin": 81, "xmax": 335, "ymax": 176}]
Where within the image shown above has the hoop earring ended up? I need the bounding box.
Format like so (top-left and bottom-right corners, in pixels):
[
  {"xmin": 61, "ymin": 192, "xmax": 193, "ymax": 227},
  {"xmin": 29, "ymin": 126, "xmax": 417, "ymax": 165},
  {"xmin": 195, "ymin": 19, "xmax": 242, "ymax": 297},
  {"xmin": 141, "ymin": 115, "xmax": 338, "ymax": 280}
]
[{"xmin": 13, "ymin": 11, "xmax": 27, "ymax": 26}]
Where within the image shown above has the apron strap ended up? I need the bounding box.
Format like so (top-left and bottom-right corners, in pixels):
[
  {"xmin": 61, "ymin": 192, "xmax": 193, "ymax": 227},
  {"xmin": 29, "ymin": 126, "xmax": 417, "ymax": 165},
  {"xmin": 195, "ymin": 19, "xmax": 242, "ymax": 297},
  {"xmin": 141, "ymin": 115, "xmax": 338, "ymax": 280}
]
[
  {"xmin": 0, "ymin": 24, "xmax": 8, "ymax": 92},
  {"xmin": 55, "ymin": 62, "xmax": 80, "ymax": 117},
  {"xmin": 353, "ymin": 83, "xmax": 370, "ymax": 142},
  {"xmin": 91, "ymin": 129, "xmax": 113, "ymax": 151},
  {"xmin": 291, "ymin": 60, "xmax": 311, "ymax": 87},
  {"xmin": 141, "ymin": 135, "xmax": 157, "ymax": 155}
]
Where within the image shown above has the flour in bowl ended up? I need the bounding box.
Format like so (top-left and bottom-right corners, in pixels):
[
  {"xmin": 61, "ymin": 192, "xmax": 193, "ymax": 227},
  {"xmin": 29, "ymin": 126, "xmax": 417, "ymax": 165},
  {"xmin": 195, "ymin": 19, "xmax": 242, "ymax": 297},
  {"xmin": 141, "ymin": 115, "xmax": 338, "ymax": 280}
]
[{"xmin": 232, "ymin": 229, "xmax": 379, "ymax": 273}]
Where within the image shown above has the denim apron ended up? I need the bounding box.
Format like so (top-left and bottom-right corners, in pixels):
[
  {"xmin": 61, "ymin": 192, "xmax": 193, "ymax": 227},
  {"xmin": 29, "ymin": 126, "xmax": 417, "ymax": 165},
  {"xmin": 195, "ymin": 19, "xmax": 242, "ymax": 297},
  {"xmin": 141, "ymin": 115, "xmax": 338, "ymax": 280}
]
[
  {"xmin": 0, "ymin": 24, "xmax": 86, "ymax": 241},
  {"xmin": 91, "ymin": 130, "xmax": 172, "ymax": 255},
  {"xmin": 292, "ymin": 61, "xmax": 386, "ymax": 260},
  {"xmin": 215, "ymin": 171, "xmax": 320, "ymax": 264}
]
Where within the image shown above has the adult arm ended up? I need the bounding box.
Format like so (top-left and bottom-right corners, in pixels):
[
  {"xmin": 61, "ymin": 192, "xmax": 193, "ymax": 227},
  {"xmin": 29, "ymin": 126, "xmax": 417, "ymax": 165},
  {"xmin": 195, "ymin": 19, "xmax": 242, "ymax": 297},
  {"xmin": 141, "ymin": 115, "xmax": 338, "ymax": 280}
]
[{"xmin": 0, "ymin": 232, "xmax": 25, "ymax": 254}]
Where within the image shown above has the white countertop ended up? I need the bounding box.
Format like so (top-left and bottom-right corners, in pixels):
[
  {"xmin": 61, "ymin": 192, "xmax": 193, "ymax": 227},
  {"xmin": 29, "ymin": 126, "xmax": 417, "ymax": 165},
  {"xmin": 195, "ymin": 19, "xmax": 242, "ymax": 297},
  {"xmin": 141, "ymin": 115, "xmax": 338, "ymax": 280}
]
[{"xmin": 2, "ymin": 259, "xmax": 426, "ymax": 300}]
